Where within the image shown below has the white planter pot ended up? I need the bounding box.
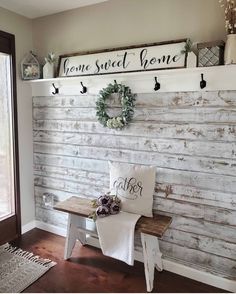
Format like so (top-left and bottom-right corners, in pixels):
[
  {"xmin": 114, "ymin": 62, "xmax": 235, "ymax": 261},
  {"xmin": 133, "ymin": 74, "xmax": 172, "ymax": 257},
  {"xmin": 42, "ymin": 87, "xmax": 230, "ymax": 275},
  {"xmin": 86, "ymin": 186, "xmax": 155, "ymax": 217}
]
[
  {"xmin": 187, "ymin": 52, "xmax": 197, "ymax": 68},
  {"xmin": 43, "ymin": 62, "xmax": 54, "ymax": 79},
  {"xmin": 224, "ymin": 34, "xmax": 236, "ymax": 65}
]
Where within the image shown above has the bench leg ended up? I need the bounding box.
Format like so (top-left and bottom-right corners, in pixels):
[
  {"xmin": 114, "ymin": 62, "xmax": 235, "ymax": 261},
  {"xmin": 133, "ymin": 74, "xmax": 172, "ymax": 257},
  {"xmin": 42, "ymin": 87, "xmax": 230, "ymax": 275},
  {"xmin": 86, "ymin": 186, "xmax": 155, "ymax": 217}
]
[
  {"xmin": 77, "ymin": 215, "xmax": 87, "ymax": 245},
  {"xmin": 141, "ymin": 233, "xmax": 163, "ymax": 292},
  {"xmin": 155, "ymin": 237, "xmax": 163, "ymax": 272},
  {"xmin": 64, "ymin": 214, "xmax": 86, "ymax": 260}
]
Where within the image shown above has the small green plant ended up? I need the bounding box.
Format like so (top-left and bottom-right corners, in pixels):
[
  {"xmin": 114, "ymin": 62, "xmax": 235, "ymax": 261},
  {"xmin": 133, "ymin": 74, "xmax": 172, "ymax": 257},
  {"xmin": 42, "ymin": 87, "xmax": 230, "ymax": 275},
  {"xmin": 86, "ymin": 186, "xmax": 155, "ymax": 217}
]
[
  {"xmin": 181, "ymin": 39, "xmax": 193, "ymax": 55},
  {"xmin": 45, "ymin": 52, "xmax": 56, "ymax": 64}
]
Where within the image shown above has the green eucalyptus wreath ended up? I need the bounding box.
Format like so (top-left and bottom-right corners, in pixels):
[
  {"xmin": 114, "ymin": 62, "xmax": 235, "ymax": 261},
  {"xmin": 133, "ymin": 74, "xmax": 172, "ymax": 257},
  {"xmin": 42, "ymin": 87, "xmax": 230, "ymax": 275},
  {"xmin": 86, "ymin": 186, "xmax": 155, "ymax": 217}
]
[{"xmin": 96, "ymin": 81, "xmax": 136, "ymax": 129}]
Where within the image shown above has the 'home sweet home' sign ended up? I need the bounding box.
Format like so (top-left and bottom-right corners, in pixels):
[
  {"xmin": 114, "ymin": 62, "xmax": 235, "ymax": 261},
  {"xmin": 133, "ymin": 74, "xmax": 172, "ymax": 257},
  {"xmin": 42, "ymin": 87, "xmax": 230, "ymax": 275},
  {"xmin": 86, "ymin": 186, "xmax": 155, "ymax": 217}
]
[{"xmin": 58, "ymin": 39, "xmax": 187, "ymax": 77}]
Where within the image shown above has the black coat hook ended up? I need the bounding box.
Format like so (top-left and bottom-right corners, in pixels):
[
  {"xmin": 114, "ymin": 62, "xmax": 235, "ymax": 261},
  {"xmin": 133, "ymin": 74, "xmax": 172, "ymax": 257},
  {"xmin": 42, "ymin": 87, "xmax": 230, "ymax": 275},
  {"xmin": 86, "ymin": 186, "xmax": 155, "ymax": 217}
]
[
  {"xmin": 52, "ymin": 83, "xmax": 59, "ymax": 95},
  {"xmin": 154, "ymin": 76, "xmax": 161, "ymax": 91},
  {"xmin": 113, "ymin": 80, "xmax": 119, "ymax": 93},
  {"xmin": 200, "ymin": 73, "xmax": 207, "ymax": 89},
  {"xmin": 80, "ymin": 82, "xmax": 87, "ymax": 94}
]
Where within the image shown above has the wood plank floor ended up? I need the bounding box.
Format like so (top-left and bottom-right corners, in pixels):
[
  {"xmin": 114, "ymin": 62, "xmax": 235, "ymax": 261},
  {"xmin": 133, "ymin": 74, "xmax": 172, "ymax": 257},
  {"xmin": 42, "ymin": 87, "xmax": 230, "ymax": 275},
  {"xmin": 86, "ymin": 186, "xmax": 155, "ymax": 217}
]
[{"xmin": 12, "ymin": 228, "xmax": 226, "ymax": 293}]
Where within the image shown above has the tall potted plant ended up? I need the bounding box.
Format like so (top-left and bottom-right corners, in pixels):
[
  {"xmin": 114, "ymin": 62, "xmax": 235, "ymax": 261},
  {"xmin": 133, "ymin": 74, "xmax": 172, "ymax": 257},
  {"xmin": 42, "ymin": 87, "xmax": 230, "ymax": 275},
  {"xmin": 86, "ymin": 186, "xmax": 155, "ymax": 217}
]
[{"xmin": 219, "ymin": 0, "xmax": 236, "ymax": 64}]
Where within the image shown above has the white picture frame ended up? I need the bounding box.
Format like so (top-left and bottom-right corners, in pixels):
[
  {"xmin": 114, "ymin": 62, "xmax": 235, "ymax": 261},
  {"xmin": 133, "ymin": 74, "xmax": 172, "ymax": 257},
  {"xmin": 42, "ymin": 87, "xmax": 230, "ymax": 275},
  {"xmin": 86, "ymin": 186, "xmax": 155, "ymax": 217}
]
[{"xmin": 58, "ymin": 39, "xmax": 187, "ymax": 77}]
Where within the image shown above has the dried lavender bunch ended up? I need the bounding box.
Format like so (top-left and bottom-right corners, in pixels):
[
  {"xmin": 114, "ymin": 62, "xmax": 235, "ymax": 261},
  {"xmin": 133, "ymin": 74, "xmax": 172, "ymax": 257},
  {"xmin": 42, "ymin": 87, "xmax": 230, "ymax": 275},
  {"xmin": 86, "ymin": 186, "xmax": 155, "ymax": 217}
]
[{"xmin": 219, "ymin": 0, "xmax": 236, "ymax": 34}]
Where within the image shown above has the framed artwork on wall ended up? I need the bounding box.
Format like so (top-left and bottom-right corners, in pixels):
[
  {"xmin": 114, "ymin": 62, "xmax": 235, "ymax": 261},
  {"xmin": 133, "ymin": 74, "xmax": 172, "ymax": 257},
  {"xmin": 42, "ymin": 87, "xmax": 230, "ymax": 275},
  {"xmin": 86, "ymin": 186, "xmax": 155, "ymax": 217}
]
[{"xmin": 57, "ymin": 39, "xmax": 188, "ymax": 77}]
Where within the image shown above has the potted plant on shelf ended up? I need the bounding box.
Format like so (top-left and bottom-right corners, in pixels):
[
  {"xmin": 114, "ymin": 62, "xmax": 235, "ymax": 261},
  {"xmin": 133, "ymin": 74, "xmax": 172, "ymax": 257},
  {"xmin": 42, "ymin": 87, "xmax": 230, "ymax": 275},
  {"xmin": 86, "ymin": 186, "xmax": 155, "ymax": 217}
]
[
  {"xmin": 219, "ymin": 0, "xmax": 236, "ymax": 64},
  {"xmin": 181, "ymin": 39, "xmax": 197, "ymax": 68},
  {"xmin": 43, "ymin": 52, "xmax": 56, "ymax": 79}
]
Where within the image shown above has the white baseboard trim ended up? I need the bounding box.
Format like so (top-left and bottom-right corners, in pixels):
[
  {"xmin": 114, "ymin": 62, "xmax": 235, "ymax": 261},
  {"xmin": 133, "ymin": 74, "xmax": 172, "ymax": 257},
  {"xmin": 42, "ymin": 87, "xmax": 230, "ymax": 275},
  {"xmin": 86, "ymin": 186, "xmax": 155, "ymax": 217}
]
[
  {"xmin": 35, "ymin": 220, "xmax": 67, "ymax": 237},
  {"xmin": 163, "ymin": 259, "xmax": 236, "ymax": 293},
  {"xmin": 21, "ymin": 220, "xmax": 36, "ymax": 234},
  {"xmin": 34, "ymin": 221, "xmax": 236, "ymax": 292}
]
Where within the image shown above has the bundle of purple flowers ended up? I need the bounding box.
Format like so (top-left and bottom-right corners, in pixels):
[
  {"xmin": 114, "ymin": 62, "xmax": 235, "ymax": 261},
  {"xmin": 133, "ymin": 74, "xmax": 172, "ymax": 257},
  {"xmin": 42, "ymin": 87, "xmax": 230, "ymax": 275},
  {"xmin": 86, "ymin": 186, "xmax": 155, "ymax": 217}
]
[{"xmin": 89, "ymin": 193, "xmax": 121, "ymax": 220}]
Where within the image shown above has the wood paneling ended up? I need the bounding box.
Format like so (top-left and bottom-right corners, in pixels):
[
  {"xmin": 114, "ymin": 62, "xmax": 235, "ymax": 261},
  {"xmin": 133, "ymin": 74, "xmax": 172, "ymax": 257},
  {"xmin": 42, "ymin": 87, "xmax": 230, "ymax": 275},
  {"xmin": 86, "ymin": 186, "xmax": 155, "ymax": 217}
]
[
  {"xmin": 33, "ymin": 120, "xmax": 236, "ymax": 142},
  {"xmin": 33, "ymin": 106, "xmax": 236, "ymax": 123},
  {"xmin": 33, "ymin": 130, "xmax": 236, "ymax": 159},
  {"xmin": 33, "ymin": 91, "xmax": 236, "ymax": 280}
]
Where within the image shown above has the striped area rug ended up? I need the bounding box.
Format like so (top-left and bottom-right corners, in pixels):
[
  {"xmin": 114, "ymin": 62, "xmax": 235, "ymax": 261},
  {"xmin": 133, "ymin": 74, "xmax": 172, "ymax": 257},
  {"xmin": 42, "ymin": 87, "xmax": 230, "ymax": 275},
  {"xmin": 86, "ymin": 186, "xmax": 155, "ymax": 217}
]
[{"xmin": 0, "ymin": 243, "xmax": 56, "ymax": 293}]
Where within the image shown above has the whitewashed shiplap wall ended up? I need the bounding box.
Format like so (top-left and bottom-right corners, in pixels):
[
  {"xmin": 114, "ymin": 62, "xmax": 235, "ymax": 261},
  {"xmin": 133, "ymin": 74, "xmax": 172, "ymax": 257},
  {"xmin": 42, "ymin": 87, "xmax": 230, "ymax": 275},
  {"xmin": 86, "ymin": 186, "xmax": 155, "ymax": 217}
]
[{"xmin": 33, "ymin": 90, "xmax": 236, "ymax": 280}]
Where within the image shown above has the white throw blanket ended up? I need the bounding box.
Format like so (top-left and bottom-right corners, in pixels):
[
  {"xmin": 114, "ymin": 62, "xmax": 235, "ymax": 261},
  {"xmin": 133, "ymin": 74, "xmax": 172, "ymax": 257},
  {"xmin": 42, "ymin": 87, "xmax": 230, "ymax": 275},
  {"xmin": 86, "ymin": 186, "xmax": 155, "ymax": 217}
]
[{"xmin": 96, "ymin": 211, "xmax": 141, "ymax": 266}]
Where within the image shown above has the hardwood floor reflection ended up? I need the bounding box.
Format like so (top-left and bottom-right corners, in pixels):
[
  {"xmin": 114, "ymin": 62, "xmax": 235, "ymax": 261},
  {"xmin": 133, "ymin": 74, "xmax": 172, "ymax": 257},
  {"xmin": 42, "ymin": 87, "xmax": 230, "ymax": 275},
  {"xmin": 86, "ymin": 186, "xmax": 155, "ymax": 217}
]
[{"xmin": 12, "ymin": 228, "xmax": 226, "ymax": 293}]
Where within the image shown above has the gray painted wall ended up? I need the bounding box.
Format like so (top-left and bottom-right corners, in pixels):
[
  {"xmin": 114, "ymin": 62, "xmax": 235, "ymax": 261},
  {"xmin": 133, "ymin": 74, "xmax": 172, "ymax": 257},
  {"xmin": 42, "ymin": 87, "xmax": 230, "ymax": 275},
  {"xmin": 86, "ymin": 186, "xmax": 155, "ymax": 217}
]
[{"xmin": 32, "ymin": 0, "xmax": 226, "ymax": 61}]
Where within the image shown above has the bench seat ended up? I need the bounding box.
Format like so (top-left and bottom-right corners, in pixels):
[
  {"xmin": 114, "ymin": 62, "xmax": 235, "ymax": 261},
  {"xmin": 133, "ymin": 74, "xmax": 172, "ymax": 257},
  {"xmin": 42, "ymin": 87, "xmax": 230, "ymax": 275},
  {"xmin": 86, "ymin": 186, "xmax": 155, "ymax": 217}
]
[
  {"xmin": 54, "ymin": 196, "xmax": 172, "ymax": 292},
  {"xmin": 54, "ymin": 196, "xmax": 172, "ymax": 238}
]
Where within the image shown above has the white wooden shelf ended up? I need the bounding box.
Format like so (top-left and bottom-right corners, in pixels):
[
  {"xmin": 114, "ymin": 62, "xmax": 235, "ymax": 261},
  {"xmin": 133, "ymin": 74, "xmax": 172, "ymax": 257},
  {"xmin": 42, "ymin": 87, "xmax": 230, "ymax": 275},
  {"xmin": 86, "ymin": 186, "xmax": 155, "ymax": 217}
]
[{"xmin": 27, "ymin": 65, "xmax": 236, "ymax": 95}]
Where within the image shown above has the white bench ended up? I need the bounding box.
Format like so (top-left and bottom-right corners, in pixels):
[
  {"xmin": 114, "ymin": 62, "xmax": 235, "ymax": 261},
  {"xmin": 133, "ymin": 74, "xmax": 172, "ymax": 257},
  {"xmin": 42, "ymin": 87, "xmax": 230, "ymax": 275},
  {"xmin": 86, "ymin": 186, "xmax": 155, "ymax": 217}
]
[{"xmin": 54, "ymin": 196, "xmax": 172, "ymax": 292}]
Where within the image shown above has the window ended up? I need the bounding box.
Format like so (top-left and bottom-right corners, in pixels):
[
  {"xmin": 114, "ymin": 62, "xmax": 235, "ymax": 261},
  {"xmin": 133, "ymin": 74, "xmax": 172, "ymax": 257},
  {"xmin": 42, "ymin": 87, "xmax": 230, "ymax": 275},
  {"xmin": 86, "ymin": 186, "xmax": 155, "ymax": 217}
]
[{"xmin": 0, "ymin": 53, "xmax": 15, "ymax": 220}]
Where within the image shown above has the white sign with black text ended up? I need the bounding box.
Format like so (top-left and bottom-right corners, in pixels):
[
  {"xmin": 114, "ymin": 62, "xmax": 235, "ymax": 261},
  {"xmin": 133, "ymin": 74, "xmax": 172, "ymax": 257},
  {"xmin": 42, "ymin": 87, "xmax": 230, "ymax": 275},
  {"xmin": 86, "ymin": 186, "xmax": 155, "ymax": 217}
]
[{"xmin": 58, "ymin": 40, "xmax": 187, "ymax": 77}]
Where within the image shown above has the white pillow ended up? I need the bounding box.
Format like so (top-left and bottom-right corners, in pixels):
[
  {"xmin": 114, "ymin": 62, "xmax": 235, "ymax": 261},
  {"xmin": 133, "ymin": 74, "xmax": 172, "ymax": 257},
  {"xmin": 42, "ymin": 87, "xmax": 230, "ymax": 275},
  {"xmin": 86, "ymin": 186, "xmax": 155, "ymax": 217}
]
[{"xmin": 109, "ymin": 162, "xmax": 156, "ymax": 217}]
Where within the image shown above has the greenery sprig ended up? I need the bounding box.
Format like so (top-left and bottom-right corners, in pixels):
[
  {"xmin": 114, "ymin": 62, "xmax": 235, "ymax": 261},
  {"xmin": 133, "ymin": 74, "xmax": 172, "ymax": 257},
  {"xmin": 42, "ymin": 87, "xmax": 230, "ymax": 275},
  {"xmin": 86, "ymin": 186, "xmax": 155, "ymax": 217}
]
[
  {"xmin": 181, "ymin": 39, "xmax": 193, "ymax": 55},
  {"xmin": 45, "ymin": 52, "xmax": 56, "ymax": 64},
  {"xmin": 96, "ymin": 81, "xmax": 136, "ymax": 129}
]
